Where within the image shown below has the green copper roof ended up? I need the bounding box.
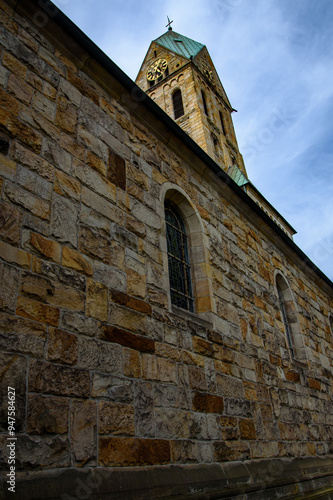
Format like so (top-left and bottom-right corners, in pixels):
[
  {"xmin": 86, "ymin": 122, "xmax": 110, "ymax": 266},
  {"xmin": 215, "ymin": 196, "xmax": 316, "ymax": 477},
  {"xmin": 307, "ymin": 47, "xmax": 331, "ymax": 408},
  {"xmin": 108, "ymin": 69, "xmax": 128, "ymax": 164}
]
[
  {"xmin": 154, "ymin": 30, "xmax": 204, "ymax": 59},
  {"xmin": 227, "ymin": 165, "xmax": 249, "ymax": 187}
]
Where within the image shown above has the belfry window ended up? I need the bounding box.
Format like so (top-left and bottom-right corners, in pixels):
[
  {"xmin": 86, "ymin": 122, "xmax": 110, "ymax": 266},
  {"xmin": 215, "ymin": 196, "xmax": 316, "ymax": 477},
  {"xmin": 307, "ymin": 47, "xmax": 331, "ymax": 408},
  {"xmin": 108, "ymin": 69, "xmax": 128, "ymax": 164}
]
[
  {"xmin": 329, "ymin": 314, "xmax": 333, "ymax": 335},
  {"xmin": 201, "ymin": 90, "xmax": 209, "ymax": 116},
  {"xmin": 172, "ymin": 89, "xmax": 184, "ymax": 119},
  {"xmin": 165, "ymin": 202, "xmax": 194, "ymax": 312},
  {"xmin": 219, "ymin": 111, "xmax": 226, "ymax": 135}
]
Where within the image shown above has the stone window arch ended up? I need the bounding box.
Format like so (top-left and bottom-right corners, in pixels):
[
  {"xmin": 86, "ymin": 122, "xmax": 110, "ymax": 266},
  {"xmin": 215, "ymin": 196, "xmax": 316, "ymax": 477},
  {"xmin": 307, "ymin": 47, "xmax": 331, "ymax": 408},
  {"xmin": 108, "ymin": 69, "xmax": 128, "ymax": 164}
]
[
  {"xmin": 160, "ymin": 185, "xmax": 215, "ymax": 320},
  {"xmin": 172, "ymin": 89, "xmax": 184, "ymax": 119},
  {"xmin": 275, "ymin": 272, "xmax": 306, "ymax": 361}
]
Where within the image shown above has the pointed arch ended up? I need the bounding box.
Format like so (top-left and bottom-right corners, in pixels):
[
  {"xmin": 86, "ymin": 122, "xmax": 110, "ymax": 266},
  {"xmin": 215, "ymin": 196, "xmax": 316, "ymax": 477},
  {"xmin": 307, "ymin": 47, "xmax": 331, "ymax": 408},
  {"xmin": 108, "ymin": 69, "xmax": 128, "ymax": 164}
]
[{"xmin": 275, "ymin": 272, "xmax": 306, "ymax": 361}]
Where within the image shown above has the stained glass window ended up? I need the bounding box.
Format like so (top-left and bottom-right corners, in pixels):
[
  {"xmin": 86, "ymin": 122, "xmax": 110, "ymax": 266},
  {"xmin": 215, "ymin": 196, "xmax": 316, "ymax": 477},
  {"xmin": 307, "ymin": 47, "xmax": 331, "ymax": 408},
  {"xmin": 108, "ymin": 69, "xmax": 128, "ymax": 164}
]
[{"xmin": 165, "ymin": 202, "xmax": 194, "ymax": 312}]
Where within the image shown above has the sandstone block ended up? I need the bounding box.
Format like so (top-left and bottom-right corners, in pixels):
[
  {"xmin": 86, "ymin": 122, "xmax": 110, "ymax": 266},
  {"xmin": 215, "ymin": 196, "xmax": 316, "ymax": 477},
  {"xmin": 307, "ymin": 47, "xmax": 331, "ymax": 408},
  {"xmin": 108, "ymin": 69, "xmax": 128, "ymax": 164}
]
[
  {"xmin": 188, "ymin": 365, "xmax": 207, "ymax": 391},
  {"xmin": 27, "ymin": 231, "xmax": 61, "ymax": 263},
  {"xmin": 87, "ymin": 150, "xmax": 106, "ymax": 177},
  {"xmin": 50, "ymin": 193, "xmax": 79, "ymax": 247},
  {"xmin": 60, "ymin": 311, "xmax": 100, "ymax": 337},
  {"xmin": 29, "ymin": 360, "xmax": 90, "ymax": 397},
  {"xmin": 101, "ymin": 325, "xmax": 155, "ymax": 353},
  {"xmin": 142, "ymin": 354, "xmax": 177, "ymax": 384},
  {"xmin": 11, "ymin": 141, "xmax": 54, "ymax": 181},
  {"xmin": 42, "ymin": 138, "xmax": 71, "ymax": 174},
  {"xmin": 91, "ymin": 374, "xmax": 133, "ymax": 401},
  {"xmin": 77, "ymin": 337, "xmax": 122, "ymax": 375},
  {"xmin": 62, "ymin": 246, "xmax": 93, "ymax": 276},
  {"xmin": 0, "ymin": 312, "xmax": 47, "ymax": 357},
  {"xmin": 0, "ymin": 261, "xmax": 19, "ymax": 313},
  {"xmin": 214, "ymin": 441, "xmax": 250, "ymax": 462},
  {"xmin": 32, "ymin": 91, "xmax": 56, "ymax": 121},
  {"xmin": 27, "ymin": 395, "xmax": 69, "ymax": 434},
  {"xmin": 81, "ymin": 186, "xmax": 125, "ymax": 224},
  {"xmin": 47, "ymin": 328, "xmax": 78, "ymax": 365},
  {"xmin": 192, "ymin": 392, "xmax": 224, "ymax": 414},
  {"xmin": 16, "ymin": 296, "xmax": 59, "ymax": 326},
  {"xmin": 79, "ymin": 226, "xmax": 125, "ymax": 269},
  {"xmin": 8, "ymin": 73, "xmax": 33, "ymax": 105},
  {"xmin": 60, "ymin": 133, "xmax": 85, "ymax": 161},
  {"xmin": 31, "ymin": 257, "xmax": 86, "ymax": 292},
  {"xmin": 0, "ymin": 86, "xmax": 20, "ymax": 115},
  {"xmin": 54, "ymin": 169, "xmax": 81, "ymax": 201},
  {"xmin": 2, "ymin": 52, "xmax": 26, "ymax": 79},
  {"xmin": 86, "ymin": 279, "xmax": 108, "ymax": 321},
  {"xmin": 99, "ymin": 402, "xmax": 135, "ymax": 435},
  {"xmin": 107, "ymin": 148, "xmax": 126, "ymax": 190},
  {"xmin": 109, "ymin": 288, "xmax": 152, "ymax": 315},
  {"xmin": 193, "ymin": 336, "xmax": 215, "ymax": 357},
  {"xmin": 0, "ymin": 152, "xmax": 16, "ymax": 180},
  {"xmin": 224, "ymin": 398, "xmax": 252, "ymax": 418},
  {"xmin": 0, "ymin": 353, "xmax": 26, "ymax": 432},
  {"xmin": 123, "ymin": 348, "xmax": 141, "ymax": 378},
  {"xmin": 126, "ymin": 268, "xmax": 146, "ymax": 298},
  {"xmin": 93, "ymin": 261, "xmax": 127, "ymax": 290},
  {"xmin": 67, "ymin": 69, "xmax": 99, "ymax": 105},
  {"xmin": 4, "ymin": 182, "xmax": 50, "ymax": 220},
  {"xmin": 74, "ymin": 161, "xmax": 116, "ymax": 202},
  {"xmin": 0, "ymin": 107, "xmax": 42, "ymax": 153},
  {"xmin": 99, "ymin": 437, "xmax": 171, "ymax": 466},
  {"xmin": 240, "ymin": 418, "xmax": 257, "ymax": 440},
  {"xmin": 71, "ymin": 400, "xmax": 97, "ymax": 467},
  {"xmin": 126, "ymin": 214, "xmax": 146, "ymax": 238},
  {"xmin": 55, "ymin": 96, "xmax": 78, "ymax": 134},
  {"xmin": 216, "ymin": 373, "xmax": 244, "ymax": 398},
  {"xmin": 155, "ymin": 408, "xmax": 190, "ymax": 439},
  {"xmin": 109, "ymin": 302, "xmax": 147, "ymax": 335}
]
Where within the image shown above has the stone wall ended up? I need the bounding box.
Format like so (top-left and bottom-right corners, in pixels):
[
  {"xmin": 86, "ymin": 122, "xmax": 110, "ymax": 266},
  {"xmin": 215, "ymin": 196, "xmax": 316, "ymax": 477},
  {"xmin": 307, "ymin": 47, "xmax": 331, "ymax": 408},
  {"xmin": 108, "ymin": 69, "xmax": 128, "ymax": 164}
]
[{"xmin": 0, "ymin": 0, "xmax": 333, "ymax": 498}]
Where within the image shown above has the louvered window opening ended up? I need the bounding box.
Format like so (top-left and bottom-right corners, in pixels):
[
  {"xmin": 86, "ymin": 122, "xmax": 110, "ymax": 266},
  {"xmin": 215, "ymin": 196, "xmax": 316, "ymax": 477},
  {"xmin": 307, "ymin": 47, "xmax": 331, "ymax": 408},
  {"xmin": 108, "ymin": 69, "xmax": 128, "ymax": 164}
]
[
  {"xmin": 172, "ymin": 89, "xmax": 184, "ymax": 119},
  {"xmin": 165, "ymin": 203, "xmax": 194, "ymax": 312},
  {"xmin": 201, "ymin": 90, "xmax": 209, "ymax": 116},
  {"xmin": 277, "ymin": 287, "xmax": 295, "ymax": 358}
]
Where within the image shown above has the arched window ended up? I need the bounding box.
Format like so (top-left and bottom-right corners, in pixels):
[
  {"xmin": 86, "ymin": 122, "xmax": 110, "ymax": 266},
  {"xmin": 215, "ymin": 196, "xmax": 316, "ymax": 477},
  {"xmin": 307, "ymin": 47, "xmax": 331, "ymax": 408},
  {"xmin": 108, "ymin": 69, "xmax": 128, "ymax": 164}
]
[
  {"xmin": 172, "ymin": 89, "xmax": 184, "ymax": 119},
  {"xmin": 329, "ymin": 314, "xmax": 333, "ymax": 335},
  {"xmin": 219, "ymin": 110, "xmax": 226, "ymax": 135},
  {"xmin": 165, "ymin": 201, "xmax": 194, "ymax": 312},
  {"xmin": 275, "ymin": 273, "xmax": 306, "ymax": 361},
  {"xmin": 201, "ymin": 90, "xmax": 209, "ymax": 116}
]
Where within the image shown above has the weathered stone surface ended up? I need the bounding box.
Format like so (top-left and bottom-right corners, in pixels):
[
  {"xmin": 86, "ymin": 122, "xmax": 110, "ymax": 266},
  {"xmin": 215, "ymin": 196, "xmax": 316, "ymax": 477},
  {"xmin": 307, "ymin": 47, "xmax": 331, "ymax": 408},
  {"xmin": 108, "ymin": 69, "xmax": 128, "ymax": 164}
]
[
  {"xmin": 50, "ymin": 193, "xmax": 79, "ymax": 246},
  {"xmin": 92, "ymin": 374, "xmax": 133, "ymax": 402},
  {"xmin": 109, "ymin": 302, "xmax": 148, "ymax": 335},
  {"xmin": 0, "ymin": 353, "xmax": 26, "ymax": 432},
  {"xmin": 0, "ymin": 240, "xmax": 31, "ymax": 269},
  {"xmin": 107, "ymin": 148, "xmax": 126, "ymax": 189},
  {"xmin": 31, "ymin": 257, "xmax": 86, "ymax": 292},
  {"xmin": 0, "ymin": 106, "xmax": 42, "ymax": 153},
  {"xmin": 109, "ymin": 288, "xmax": 152, "ymax": 315},
  {"xmin": 192, "ymin": 392, "xmax": 224, "ymax": 414},
  {"xmin": 240, "ymin": 418, "xmax": 257, "ymax": 440},
  {"xmin": 42, "ymin": 138, "xmax": 71, "ymax": 174},
  {"xmin": 71, "ymin": 400, "xmax": 97, "ymax": 466},
  {"xmin": 4, "ymin": 182, "xmax": 50, "ymax": 219},
  {"xmin": 29, "ymin": 360, "xmax": 90, "ymax": 397},
  {"xmin": 62, "ymin": 246, "xmax": 93, "ymax": 276},
  {"xmin": 142, "ymin": 354, "xmax": 177, "ymax": 384},
  {"xmin": 11, "ymin": 141, "xmax": 54, "ymax": 180},
  {"xmin": 126, "ymin": 268, "xmax": 146, "ymax": 298},
  {"xmin": 99, "ymin": 437, "xmax": 171, "ymax": 466},
  {"xmin": 0, "ymin": 312, "xmax": 47, "ymax": 357},
  {"xmin": 86, "ymin": 279, "xmax": 108, "ymax": 321},
  {"xmin": 25, "ymin": 231, "xmax": 61, "ymax": 263},
  {"xmin": 0, "ymin": 201, "xmax": 22, "ymax": 244},
  {"xmin": 19, "ymin": 272, "xmax": 85, "ymax": 312},
  {"xmin": 55, "ymin": 96, "xmax": 78, "ymax": 134},
  {"xmin": 216, "ymin": 373, "xmax": 244, "ymax": 398},
  {"xmin": 17, "ymin": 165, "xmax": 53, "ymax": 200},
  {"xmin": 123, "ymin": 347, "xmax": 141, "ymax": 378},
  {"xmin": 155, "ymin": 408, "xmax": 190, "ymax": 439},
  {"xmin": 94, "ymin": 261, "xmax": 127, "ymax": 290},
  {"xmin": 54, "ymin": 169, "xmax": 81, "ymax": 200},
  {"xmin": 16, "ymin": 296, "xmax": 60, "ymax": 326},
  {"xmin": 214, "ymin": 441, "xmax": 250, "ymax": 462},
  {"xmin": 60, "ymin": 311, "xmax": 100, "ymax": 337},
  {"xmin": 27, "ymin": 395, "xmax": 69, "ymax": 434},
  {"xmin": 0, "ymin": 261, "xmax": 19, "ymax": 313},
  {"xmin": 99, "ymin": 402, "xmax": 135, "ymax": 435},
  {"xmin": 224, "ymin": 398, "xmax": 252, "ymax": 418},
  {"xmin": 77, "ymin": 337, "xmax": 122, "ymax": 375},
  {"xmin": 47, "ymin": 328, "xmax": 78, "ymax": 365},
  {"xmin": 79, "ymin": 226, "xmax": 125, "ymax": 269},
  {"xmin": 188, "ymin": 365, "xmax": 207, "ymax": 391},
  {"xmin": 100, "ymin": 325, "xmax": 155, "ymax": 353},
  {"xmin": 74, "ymin": 161, "xmax": 116, "ymax": 202}
]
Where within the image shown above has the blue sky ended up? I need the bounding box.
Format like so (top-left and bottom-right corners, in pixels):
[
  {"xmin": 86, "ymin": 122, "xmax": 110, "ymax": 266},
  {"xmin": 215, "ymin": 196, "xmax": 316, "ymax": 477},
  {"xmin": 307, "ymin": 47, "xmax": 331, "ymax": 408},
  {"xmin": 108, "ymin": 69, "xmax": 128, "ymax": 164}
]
[{"xmin": 53, "ymin": 0, "xmax": 333, "ymax": 281}]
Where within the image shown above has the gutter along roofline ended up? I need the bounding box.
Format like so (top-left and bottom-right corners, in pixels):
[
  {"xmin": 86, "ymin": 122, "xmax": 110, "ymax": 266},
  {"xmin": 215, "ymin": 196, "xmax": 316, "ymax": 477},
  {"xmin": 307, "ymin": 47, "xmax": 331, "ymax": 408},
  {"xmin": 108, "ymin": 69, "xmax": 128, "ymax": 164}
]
[{"xmin": 14, "ymin": 0, "xmax": 333, "ymax": 292}]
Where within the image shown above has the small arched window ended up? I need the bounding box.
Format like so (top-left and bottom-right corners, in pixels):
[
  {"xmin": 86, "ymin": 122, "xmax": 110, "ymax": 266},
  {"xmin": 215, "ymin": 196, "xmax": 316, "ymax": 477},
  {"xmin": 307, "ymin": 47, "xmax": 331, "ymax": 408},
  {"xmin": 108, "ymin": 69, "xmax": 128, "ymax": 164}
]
[
  {"xmin": 165, "ymin": 202, "xmax": 194, "ymax": 312},
  {"xmin": 201, "ymin": 90, "xmax": 209, "ymax": 116},
  {"xmin": 172, "ymin": 89, "xmax": 184, "ymax": 119},
  {"xmin": 219, "ymin": 110, "xmax": 226, "ymax": 135}
]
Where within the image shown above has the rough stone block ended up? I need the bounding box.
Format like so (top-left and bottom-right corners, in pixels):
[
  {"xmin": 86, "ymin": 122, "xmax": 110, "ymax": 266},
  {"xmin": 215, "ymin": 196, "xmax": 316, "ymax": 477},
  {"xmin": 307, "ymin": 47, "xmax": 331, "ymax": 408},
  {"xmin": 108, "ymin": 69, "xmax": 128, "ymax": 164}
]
[
  {"xmin": 0, "ymin": 201, "xmax": 22, "ymax": 244},
  {"xmin": 79, "ymin": 226, "xmax": 125, "ymax": 269},
  {"xmin": 86, "ymin": 279, "xmax": 108, "ymax": 321},
  {"xmin": 0, "ymin": 353, "xmax": 26, "ymax": 432},
  {"xmin": 77, "ymin": 337, "xmax": 122, "ymax": 375},
  {"xmin": 71, "ymin": 400, "xmax": 97, "ymax": 466},
  {"xmin": 4, "ymin": 182, "xmax": 50, "ymax": 219},
  {"xmin": 100, "ymin": 325, "xmax": 155, "ymax": 353},
  {"xmin": 50, "ymin": 193, "xmax": 79, "ymax": 247},
  {"xmin": 60, "ymin": 311, "xmax": 100, "ymax": 337},
  {"xmin": 62, "ymin": 246, "xmax": 93, "ymax": 276},
  {"xmin": 27, "ymin": 395, "xmax": 69, "ymax": 434},
  {"xmin": 0, "ymin": 261, "xmax": 19, "ymax": 313},
  {"xmin": 91, "ymin": 374, "xmax": 133, "ymax": 401},
  {"xmin": 123, "ymin": 348, "xmax": 141, "ymax": 378},
  {"xmin": 47, "ymin": 328, "xmax": 78, "ymax": 365},
  {"xmin": 26, "ymin": 231, "xmax": 61, "ymax": 263},
  {"xmin": 54, "ymin": 169, "xmax": 81, "ymax": 201},
  {"xmin": 29, "ymin": 360, "xmax": 90, "ymax": 397},
  {"xmin": 0, "ymin": 312, "xmax": 47, "ymax": 357},
  {"xmin": 99, "ymin": 437, "xmax": 171, "ymax": 466},
  {"xmin": 109, "ymin": 288, "xmax": 152, "ymax": 315},
  {"xmin": 99, "ymin": 402, "xmax": 135, "ymax": 435},
  {"xmin": 192, "ymin": 392, "xmax": 224, "ymax": 414},
  {"xmin": 16, "ymin": 296, "xmax": 60, "ymax": 326}
]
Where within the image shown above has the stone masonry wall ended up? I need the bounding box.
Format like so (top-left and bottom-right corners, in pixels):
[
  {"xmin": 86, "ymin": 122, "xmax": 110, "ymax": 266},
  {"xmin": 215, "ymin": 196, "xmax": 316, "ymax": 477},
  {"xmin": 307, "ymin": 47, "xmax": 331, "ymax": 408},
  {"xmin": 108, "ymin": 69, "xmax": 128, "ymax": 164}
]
[{"xmin": 0, "ymin": 0, "xmax": 333, "ymax": 496}]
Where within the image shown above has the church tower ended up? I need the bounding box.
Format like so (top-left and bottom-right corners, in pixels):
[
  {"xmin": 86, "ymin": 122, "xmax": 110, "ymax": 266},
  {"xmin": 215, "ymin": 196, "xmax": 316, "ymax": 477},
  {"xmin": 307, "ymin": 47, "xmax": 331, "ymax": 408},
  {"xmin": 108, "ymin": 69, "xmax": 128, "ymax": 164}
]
[
  {"xmin": 135, "ymin": 25, "xmax": 247, "ymax": 177},
  {"xmin": 136, "ymin": 25, "xmax": 296, "ymax": 240}
]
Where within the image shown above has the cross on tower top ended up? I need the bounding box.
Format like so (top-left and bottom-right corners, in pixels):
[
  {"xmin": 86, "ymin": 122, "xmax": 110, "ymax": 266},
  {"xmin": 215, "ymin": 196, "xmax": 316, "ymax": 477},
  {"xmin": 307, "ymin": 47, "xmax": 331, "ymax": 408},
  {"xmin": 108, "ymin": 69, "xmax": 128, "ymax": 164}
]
[{"xmin": 166, "ymin": 16, "xmax": 173, "ymax": 30}]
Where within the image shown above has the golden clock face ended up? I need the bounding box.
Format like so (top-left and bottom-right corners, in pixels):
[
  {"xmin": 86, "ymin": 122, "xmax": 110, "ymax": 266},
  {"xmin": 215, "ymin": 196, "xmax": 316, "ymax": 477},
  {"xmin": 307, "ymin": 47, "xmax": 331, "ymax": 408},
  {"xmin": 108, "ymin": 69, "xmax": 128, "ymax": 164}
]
[{"xmin": 147, "ymin": 59, "xmax": 168, "ymax": 81}]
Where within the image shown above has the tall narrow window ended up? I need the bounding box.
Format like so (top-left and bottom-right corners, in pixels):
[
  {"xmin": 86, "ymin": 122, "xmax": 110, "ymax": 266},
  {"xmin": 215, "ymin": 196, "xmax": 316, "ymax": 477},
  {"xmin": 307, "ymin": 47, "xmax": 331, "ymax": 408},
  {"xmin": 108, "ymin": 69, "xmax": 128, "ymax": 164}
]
[
  {"xmin": 329, "ymin": 314, "xmax": 333, "ymax": 335},
  {"xmin": 201, "ymin": 90, "xmax": 209, "ymax": 116},
  {"xmin": 172, "ymin": 89, "xmax": 184, "ymax": 119},
  {"xmin": 219, "ymin": 110, "xmax": 226, "ymax": 135},
  {"xmin": 165, "ymin": 202, "xmax": 194, "ymax": 312}
]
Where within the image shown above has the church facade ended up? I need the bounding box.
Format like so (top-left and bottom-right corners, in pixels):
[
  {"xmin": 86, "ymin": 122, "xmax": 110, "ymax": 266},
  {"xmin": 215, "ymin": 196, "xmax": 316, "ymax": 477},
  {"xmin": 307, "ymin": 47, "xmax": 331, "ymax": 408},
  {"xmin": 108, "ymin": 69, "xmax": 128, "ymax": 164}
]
[{"xmin": 0, "ymin": 0, "xmax": 333, "ymax": 498}]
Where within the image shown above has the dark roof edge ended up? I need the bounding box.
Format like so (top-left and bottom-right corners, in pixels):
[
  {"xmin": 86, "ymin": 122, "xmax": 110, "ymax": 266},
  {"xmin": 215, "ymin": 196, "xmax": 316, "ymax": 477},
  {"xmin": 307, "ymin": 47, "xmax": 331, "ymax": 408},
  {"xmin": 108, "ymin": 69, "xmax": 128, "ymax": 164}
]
[{"xmin": 21, "ymin": 0, "xmax": 333, "ymax": 292}]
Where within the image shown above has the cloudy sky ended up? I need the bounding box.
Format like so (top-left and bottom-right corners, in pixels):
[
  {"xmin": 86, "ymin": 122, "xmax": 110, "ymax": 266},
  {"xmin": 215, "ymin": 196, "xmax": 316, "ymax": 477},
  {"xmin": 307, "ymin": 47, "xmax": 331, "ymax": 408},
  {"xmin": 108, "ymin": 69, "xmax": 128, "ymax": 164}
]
[{"xmin": 53, "ymin": 0, "xmax": 333, "ymax": 281}]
